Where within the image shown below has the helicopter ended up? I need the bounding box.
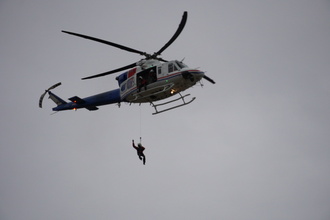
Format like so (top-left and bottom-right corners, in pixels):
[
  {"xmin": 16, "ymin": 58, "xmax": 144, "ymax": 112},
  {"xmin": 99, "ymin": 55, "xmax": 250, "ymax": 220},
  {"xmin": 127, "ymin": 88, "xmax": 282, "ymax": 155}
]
[{"xmin": 39, "ymin": 11, "xmax": 215, "ymax": 115}]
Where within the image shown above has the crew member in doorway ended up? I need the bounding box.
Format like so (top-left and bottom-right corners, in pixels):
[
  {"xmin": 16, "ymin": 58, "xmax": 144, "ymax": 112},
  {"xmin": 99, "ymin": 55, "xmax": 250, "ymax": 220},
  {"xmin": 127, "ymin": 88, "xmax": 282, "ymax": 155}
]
[
  {"xmin": 149, "ymin": 69, "xmax": 157, "ymax": 83},
  {"xmin": 132, "ymin": 140, "xmax": 146, "ymax": 165},
  {"xmin": 138, "ymin": 76, "xmax": 147, "ymax": 92}
]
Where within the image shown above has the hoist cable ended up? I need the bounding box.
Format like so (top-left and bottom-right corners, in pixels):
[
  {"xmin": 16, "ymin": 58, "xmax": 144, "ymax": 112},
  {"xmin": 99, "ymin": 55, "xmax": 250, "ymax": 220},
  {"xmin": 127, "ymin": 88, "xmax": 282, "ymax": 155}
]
[{"xmin": 139, "ymin": 105, "xmax": 142, "ymax": 144}]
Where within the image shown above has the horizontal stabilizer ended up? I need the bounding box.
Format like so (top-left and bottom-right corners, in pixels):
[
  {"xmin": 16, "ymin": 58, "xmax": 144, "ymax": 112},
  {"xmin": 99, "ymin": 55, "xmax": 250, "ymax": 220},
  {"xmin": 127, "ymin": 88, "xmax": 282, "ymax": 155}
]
[
  {"xmin": 85, "ymin": 106, "xmax": 99, "ymax": 111},
  {"xmin": 69, "ymin": 96, "xmax": 85, "ymax": 104},
  {"xmin": 69, "ymin": 96, "xmax": 98, "ymax": 111}
]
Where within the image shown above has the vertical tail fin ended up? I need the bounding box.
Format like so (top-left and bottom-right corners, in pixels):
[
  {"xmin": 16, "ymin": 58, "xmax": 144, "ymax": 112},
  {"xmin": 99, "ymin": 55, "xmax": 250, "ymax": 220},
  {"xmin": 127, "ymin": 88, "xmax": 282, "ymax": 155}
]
[{"xmin": 48, "ymin": 91, "xmax": 67, "ymax": 106}]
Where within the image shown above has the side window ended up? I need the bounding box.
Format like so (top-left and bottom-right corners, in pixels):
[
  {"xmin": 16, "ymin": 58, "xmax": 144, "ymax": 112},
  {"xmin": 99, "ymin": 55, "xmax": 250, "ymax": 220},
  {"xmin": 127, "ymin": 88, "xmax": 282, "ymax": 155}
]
[
  {"xmin": 168, "ymin": 63, "xmax": 178, "ymax": 73},
  {"xmin": 158, "ymin": 66, "xmax": 162, "ymax": 75},
  {"xmin": 168, "ymin": 63, "xmax": 172, "ymax": 73},
  {"xmin": 121, "ymin": 83, "xmax": 126, "ymax": 92},
  {"xmin": 127, "ymin": 78, "xmax": 134, "ymax": 89},
  {"xmin": 168, "ymin": 63, "xmax": 174, "ymax": 73}
]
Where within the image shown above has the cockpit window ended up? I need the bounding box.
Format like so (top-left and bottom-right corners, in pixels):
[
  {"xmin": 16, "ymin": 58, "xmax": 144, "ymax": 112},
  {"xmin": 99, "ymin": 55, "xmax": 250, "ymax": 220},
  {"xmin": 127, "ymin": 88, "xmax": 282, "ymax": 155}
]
[
  {"xmin": 168, "ymin": 63, "xmax": 178, "ymax": 73},
  {"xmin": 176, "ymin": 61, "xmax": 187, "ymax": 69}
]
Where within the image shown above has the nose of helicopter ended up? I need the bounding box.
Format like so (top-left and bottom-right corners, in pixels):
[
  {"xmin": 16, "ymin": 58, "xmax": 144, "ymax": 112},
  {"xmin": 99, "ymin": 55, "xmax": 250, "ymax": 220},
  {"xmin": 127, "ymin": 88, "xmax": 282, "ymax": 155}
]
[
  {"xmin": 191, "ymin": 70, "xmax": 215, "ymax": 84},
  {"xmin": 193, "ymin": 70, "xmax": 205, "ymax": 81},
  {"xmin": 197, "ymin": 70, "xmax": 205, "ymax": 78},
  {"xmin": 182, "ymin": 70, "xmax": 204, "ymax": 83}
]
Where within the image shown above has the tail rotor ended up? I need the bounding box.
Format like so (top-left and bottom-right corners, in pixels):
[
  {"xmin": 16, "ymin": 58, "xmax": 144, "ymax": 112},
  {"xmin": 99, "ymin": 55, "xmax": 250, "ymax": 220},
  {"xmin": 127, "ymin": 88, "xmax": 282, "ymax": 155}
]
[{"xmin": 39, "ymin": 82, "xmax": 61, "ymax": 108}]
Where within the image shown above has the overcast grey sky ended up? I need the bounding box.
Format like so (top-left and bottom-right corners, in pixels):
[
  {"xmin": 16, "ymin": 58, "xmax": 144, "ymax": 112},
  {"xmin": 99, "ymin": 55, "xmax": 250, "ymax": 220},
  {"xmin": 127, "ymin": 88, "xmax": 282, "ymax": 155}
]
[{"xmin": 1, "ymin": 0, "xmax": 330, "ymax": 219}]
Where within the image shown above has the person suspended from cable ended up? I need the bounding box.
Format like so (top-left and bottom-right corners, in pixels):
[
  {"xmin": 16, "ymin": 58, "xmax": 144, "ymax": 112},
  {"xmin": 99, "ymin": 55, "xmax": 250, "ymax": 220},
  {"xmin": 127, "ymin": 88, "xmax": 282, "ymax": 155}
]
[{"xmin": 132, "ymin": 139, "xmax": 146, "ymax": 165}]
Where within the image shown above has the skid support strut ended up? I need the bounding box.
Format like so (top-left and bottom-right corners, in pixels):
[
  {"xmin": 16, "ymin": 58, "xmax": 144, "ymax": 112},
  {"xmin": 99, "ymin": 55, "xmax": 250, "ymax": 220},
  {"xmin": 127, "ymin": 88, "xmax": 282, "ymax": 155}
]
[{"xmin": 151, "ymin": 93, "xmax": 196, "ymax": 115}]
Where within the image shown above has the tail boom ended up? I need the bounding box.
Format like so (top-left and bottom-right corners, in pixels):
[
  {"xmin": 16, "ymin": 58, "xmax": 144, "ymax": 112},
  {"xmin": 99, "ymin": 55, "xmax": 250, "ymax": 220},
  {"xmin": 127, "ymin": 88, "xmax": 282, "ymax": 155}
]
[{"xmin": 52, "ymin": 89, "xmax": 121, "ymax": 111}]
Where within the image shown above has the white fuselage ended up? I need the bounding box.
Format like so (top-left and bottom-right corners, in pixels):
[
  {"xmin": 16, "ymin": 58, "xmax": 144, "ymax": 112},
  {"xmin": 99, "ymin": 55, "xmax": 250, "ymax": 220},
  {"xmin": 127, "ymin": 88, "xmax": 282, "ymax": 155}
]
[{"xmin": 118, "ymin": 60, "xmax": 204, "ymax": 103}]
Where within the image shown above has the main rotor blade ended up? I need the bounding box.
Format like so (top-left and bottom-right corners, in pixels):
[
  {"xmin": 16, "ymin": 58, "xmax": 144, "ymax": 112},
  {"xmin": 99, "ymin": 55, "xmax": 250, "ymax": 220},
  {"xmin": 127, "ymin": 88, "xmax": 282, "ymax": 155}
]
[
  {"xmin": 82, "ymin": 62, "xmax": 137, "ymax": 80},
  {"xmin": 62, "ymin": 31, "xmax": 147, "ymax": 56},
  {"xmin": 154, "ymin": 11, "xmax": 188, "ymax": 56},
  {"xmin": 203, "ymin": 75, "xmax": 216, "ymax": 84}
]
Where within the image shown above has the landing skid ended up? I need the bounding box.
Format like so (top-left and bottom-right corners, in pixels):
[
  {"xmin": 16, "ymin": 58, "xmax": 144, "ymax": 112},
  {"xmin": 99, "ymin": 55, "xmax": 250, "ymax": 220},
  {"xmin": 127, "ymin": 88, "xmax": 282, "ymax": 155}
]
[{"xmin": 151, "ymin": 93, "xmax": 196, "ymax": 115}]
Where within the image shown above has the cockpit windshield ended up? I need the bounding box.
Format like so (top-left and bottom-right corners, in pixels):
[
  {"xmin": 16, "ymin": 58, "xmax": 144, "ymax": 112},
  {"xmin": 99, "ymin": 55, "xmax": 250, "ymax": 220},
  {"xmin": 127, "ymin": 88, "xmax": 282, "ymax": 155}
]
[{"xmin": 175, "ymin": 61, "xmax": 187, "ymax": 69}]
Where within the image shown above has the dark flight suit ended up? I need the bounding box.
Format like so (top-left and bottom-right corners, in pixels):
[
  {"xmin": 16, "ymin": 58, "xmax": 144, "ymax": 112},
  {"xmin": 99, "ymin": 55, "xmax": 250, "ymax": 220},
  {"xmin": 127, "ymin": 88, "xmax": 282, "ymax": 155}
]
[{"xmin": 132, "ymin": 141, "xmax": 146, "ymax": 165}]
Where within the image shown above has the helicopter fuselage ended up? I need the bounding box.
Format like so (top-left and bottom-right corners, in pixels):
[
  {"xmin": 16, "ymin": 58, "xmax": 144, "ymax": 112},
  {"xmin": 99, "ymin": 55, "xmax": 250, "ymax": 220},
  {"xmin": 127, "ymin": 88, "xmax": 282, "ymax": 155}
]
[
  {"xmin": 51, "ymin": 60, "xmax": 204, "ymax": 112},
  {"xmin": 120, "ymin": 60, "xmax": 204, "ymax": 103}
]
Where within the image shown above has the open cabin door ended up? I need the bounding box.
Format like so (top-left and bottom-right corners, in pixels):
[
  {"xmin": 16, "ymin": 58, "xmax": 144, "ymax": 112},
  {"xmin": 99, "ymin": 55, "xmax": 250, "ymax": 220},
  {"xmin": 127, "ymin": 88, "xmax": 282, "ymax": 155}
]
[{"xmin": 136, "ymin": 66, "xmax": 157, "ymax": 91}]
